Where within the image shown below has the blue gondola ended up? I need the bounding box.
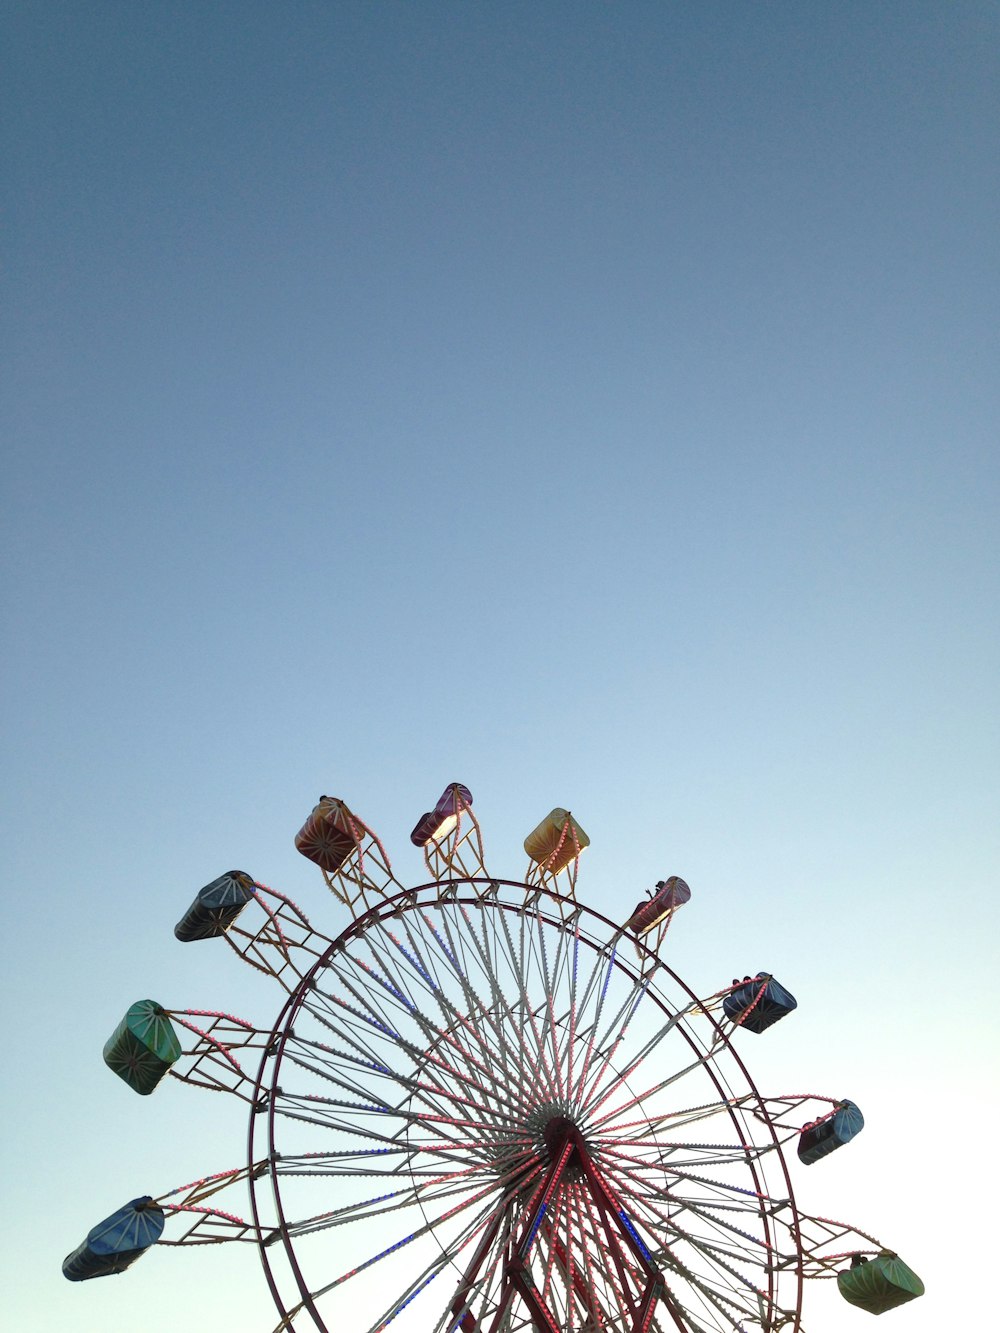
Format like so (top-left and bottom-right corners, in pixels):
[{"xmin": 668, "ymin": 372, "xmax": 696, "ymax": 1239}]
[
  {"xmin": 174, "ymin": 870, "xmax": 255, "ymax": 942},
  {"xmin": 798, "ymin": 1100, "xmax": 865, "ymax": 1164},
  {"xmin": 62, "ymin": 1197, "xmax": 165, "ymax": 1281},
  {"xmin": 723, "ymin": 973, "xmax": 797, "ymax": 1033}
]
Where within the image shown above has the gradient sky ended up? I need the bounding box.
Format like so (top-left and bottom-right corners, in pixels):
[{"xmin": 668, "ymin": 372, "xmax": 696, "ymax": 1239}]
[{"xmin": 3, "ymin": 4, "xmax": 998, "ymax": 1331}]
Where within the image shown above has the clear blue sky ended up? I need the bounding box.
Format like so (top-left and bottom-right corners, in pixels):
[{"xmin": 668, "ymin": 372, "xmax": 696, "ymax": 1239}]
[{"xmin": 3, "ymin": 3, "xmax": 997, "ymax": 1330}]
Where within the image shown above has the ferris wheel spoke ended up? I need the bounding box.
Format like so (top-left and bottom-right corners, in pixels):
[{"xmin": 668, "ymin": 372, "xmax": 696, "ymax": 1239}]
[
  {"xmin": 580, "ymin": 1007, "xmax": 711, "ymax": 1125},
  {"xmin": 445, "ymin": 904, "xmax": 513, "ymax": 1028},
  {"xmin": 325, "ymin": 944, "xmax": 465, "ymax": 1057},
  {"xmin": 550, "ymin": 956, "xmax": 617, "ymax": 1123},
  {"xmin": 601, "ymin": 999, "xmax": 708, "ymax": 1088},
  {"xmin": 298, "ymin": 991, "xmax": 414, "ymax": 1080},
  {"xmin": 532, "ymin": 1184, "xmax": 569, "ymax": 1312},
  {"xmin": 275, "ymin": 1152, "xmax": 464, "ymax": 1180},
  {"xmin": 617, "ymin": 1212, "xmax": 759, "ymax": 1331},
  {"xmin": 304, "ymin": 979, "xmax": 404, "ymax": 1052},
  {"xmin": 292, "ymin": 1002, "xmax": 440, "ymax": 1119},
  {"xmin": 278, "ymin": 1047, "xmax": 411, "ymax": 1108},
  {"xmin": 580, "ymin": 1152, "xmax": 763, "ymax": 1333},
  {"xmin": 309, "ymin": 1172, "xmax": 525, "ymax": 1329},
  {"xmin": 607, "ymin": 1096, "xmax": 751, "ymax": 1137},
  {"xmin": 630, "ymin": 1195, "xmax": 780, "ymax": 1308},
  {"xmin": 562, "ymin": 921, "xmax": 583, "ymax": 1108},
  {"xmin": 545, "ymin": 1183, "xmax": 611, "ymax": 1329},
  {"xmin": 282, "ymin": 1029, "xmax": 489, "ymax": 1122},
  {"xmin": 275, "ymin": 1144, "xmax": 534, "ymax": 1183},
  {"xmin": 601, "ymin": 1164, "xmax": 770, "ymax": 1278},
  {"xmin": 326, "ymin": 956, "xmax": 421, "ymax": 1036},
  {"xmin": 283, "ymin": 1164, "xmax": 519, "ymax": 1241},
  {"xmin": 309, "ymin": 1186, "xmax": 500, "ymax": 1311},
  {"xmin": 283, "ymin": 1179, "xmax": 487, "ymax": 1240},
  {"xmin": 431, "ymin": 1204, "xmax": 515, "ymax": 1333},
  {"xmin": 364, "ymin": 921, "xmax": 496, "ymax": 1069},
  {"xmin": 516, "ymin": 979, "xmax": 562, "ymax": 1109},
  {"xmin": 422, "ymin": 909, "xmax": 544, "ymax": 1118},
  {"xmin": 521, "ymin": 910, "xmax": 580, "ymax": 1104},
  {"xmin": 283, "ymin": 1031, "xmax": 396, "ymax": 1081},
  {"xmin": 655, "ymin": 1245, "xmax": 764, "ymax": 1333},
  {"xmin": 657, "ymin": 1271, "xmax": 755, "ymax": 1333},
  {"xmin": 579, "ymin": 969, "xmax": 653, "ymax": 1096},
  {"xmin": 327, "ymin": 939, "xmax": 430, "ymax": 1030},
  {"xmin": 399, "ymin": 1065, "xmax": 523, "ymax": 1130},
  {"xmin": 270, "ymin": 1099, "xmax": 496, "ymax": 1169},
  {"xmin": 564, "ymin": 930, "xmax": 618, "ymax": 1032},
  {"xmin": 517, "ymin": 908, "xmax": 567, "ymax": 1105},
  {"xmin": 475, "ymin": 907, "xmax": 558, "ymax": 1106},
  {"xmin": 431, "ymin": 905, "xmax": 562, "ymax": 1122},
  {"xmin": 567, "ymin": 939, "xmax": 627, "ymax": 1105},
  {"xmin": 584, "ymin": 1049, "xmax": 726, "ymax": 1136},
  {"xmin": 642, "ymin": 1163, "xmax": 774, "ymax": 1211},
  {"xmin": 486, "ymin": 906, "xmax": 553, "ymax": 1091},
  {"xmin": 272, "ymin": 1086, "xmax": 399, "ymax": 1119},
  {"xmin": 371, "ymin": 922, "xmax": 446, "ymax": 1005},
  {"xmin": 494, "ymin": 906, "xmax": 563, "ymax": 1106},
  {"xmin": 386, "ymin": 975, "xmax": 541, "ymax": 1130},
  {"xmin": 595, "ymin": 1132, "xmax": 773, "ymax": 1178},
  {"xmin": 283, "ymin": 1067, "xmax": 488, "ymax": 1142},
  {"xmin": 306, "ymin": 971, "xmax": 530, "ymax": 1133},
  {"xmin": 533, "ymin": 906, "xmax": 581, "ymax": 1106},
  {"xmin": 657, "ymin": 1201, "xmax": 773, "ymax": 1269},
  {"xmin": 543, "ymin": 1186, "xmax": 574, "ymax": 1325},
  {"xmin": 279, "ymin": 1044, "xmax": 515, "ymax": 1135},
  {"xmin": 386, "ymin": 916, "xmax": 523, "ymax": 1107},
  {"xmin": 459, "ymin": 904, "xmax": 557, "ymax": 1088}
]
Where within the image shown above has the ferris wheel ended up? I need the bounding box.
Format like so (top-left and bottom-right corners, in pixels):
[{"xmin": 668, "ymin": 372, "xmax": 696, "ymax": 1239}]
[{"xmin": 65, "ymin": 785, "xmax": 924, "ymax": 1332}]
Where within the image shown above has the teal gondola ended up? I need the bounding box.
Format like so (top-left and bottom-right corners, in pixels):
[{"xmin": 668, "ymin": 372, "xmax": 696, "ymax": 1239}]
[
  {"xmin": 103, "ymin": 1000, "xmax": 181, "ymax": 1095},
  {"xmin": 798, "ymin": 1100, "xmax": 864, "ymax": 1164},
  {"xmin": 175, "ymin": 870, "xmax": 255, "ymax": 941},
  {"xmin": 723, "ymin": 974, "xmax": 797, "ymax": 1033},
  {"xmin": 837, "ymin": 1252, "xmax": 924, "ymax": 1314}
]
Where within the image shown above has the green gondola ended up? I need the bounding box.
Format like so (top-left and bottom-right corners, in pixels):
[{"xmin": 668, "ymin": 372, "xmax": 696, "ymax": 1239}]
[
  {"xmin": 103, "ymin": 1000, "xmax": 181, "ymax": 1095},
  {"xmin": 837, "ymin": 1252, "xmax": 924, "ymax": 1314}
]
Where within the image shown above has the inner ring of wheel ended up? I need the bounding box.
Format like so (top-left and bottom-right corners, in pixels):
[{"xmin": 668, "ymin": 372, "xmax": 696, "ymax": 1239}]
[{"xmin": 247, "ymin": 879, "xmax": 802, "ymax": 1333}]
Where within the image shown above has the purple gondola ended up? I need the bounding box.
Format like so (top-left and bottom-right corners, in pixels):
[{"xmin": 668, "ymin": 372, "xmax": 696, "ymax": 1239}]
[
  {"xmin": 410, "ymin": 784, "xmax": 473, "ymax": 847},
  {"xmin": 626, "ymin": 877, "xmax": 691, "ymax": 935}
]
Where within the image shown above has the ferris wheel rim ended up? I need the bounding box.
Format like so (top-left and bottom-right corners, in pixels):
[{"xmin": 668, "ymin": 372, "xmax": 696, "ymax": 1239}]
[{"xmin": 247, "ymin": 878, "xmax": 804, "ymax": 1333}]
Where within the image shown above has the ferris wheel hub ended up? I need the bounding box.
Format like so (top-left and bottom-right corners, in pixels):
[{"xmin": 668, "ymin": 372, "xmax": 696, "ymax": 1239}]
[{"xmin": 541, "ymin": 1114, "xmax": 576, "ymax": 1159}]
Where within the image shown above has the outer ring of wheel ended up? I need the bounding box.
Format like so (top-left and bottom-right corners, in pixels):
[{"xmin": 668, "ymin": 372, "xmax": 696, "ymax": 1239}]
[{"xmin": 247, "ymin": 879, "xmax": 805, "ymax": 1333}]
